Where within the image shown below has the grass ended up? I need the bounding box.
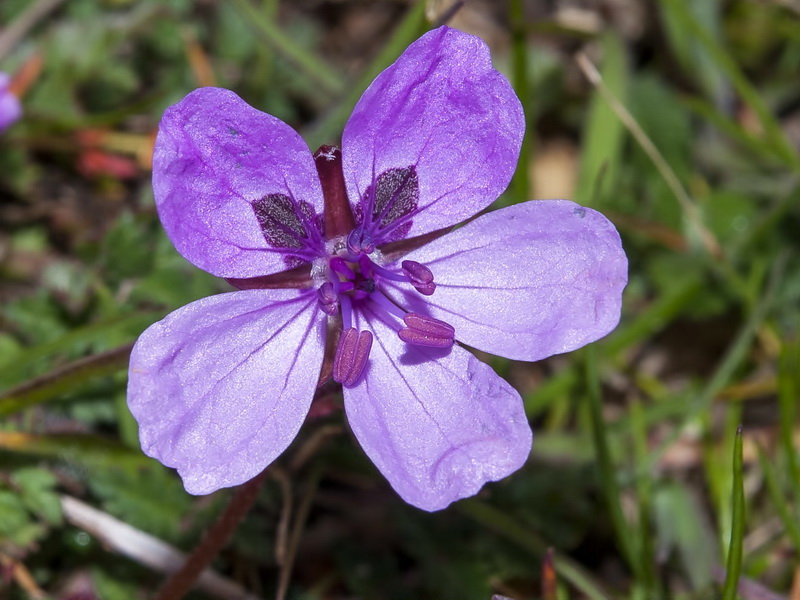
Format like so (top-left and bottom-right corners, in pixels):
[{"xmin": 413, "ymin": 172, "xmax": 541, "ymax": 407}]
[{"xmin": 0, "ymin": 0, "xmax": 798, "ymax": 598}]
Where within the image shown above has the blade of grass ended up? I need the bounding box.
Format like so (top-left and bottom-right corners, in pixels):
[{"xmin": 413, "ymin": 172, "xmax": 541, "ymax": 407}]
[
  {"xmin": 0, "ymin": 311, "xmax": 161, "ymax": 389},
  {"xmin": 630, "ymin": 398, "xmax": 660, "ymax": 598},
  {"xmin": 509, "ymin": 0, "xmax": 532, "ymax": 203},
  {"xmin": 230, "ymin": 0, "xmax": 344, "ymax": 97},
  {"xmin": 585, "ymin": 345, "xmax": 644, "ymax": 584},
  {"xmin": 641, "ymin": 253, "xmax": 784, "ymax": 474},
  {"xmin": 663, "ymin": 0, "xmax": 800, "ymax": 170},
  {"xmin": 756, "ymin": 443, "xmax": 800, "ymax": 550},
  {"xmin": 458, "ymin": 500, "xmax": 612, "ymax": 600},
  {"xmin": 575, "ymin": 52, "xmax": 721, "ymax": 258},
  {"xmin": 0, "ymin": 343, "xmax": 133, "ymax": 417},
  {"xmin": 574, "ymin": 32, "xmax": 627, "ymax": 209},
  {"xmin": 721, "ymin": 426, "xmax": 745, "ymax": 600},
  {"xmin": 303, "ymin": 1, "xmax": 427, "ymax": 147},
  {"xmin": 779, "ymin": 337, "xmax": 800, "ymax": 502}
]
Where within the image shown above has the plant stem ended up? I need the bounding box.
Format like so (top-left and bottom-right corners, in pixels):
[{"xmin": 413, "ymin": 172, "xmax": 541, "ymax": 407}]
[{"xmin": 154, "ymin": 469, "xmax": 269, "ymax": 600}]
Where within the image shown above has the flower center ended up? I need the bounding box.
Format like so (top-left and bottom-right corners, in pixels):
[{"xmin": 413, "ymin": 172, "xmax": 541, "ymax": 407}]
[{"xmin": 312, "ymin": 145, "xmax": 455, "ymax": 387}]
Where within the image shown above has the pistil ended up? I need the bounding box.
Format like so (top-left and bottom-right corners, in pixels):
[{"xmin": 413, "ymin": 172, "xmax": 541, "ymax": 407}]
[{"xmin": 314, "ymin": 145, "xmax": 355, "ymax": 240}]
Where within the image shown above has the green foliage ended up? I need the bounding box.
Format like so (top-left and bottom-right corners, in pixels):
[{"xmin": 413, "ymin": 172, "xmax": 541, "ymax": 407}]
[{"xmin": 0, "ymin": 0, "xmax": 798, "ymax": 598}]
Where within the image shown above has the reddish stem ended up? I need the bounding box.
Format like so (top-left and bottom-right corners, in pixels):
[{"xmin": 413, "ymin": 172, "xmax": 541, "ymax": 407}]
[
  {"xmin": 154, "ymin": 469, "xmax": 269, "ymax": 600},
  {"xmin": 314, "ymin": 145, "xmax": 355, "ymax": 240}
]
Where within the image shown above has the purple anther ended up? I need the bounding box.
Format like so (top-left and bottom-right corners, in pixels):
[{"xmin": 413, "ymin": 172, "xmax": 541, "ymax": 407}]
[
  {"xmin": 329, "ymin": 257, "xmax": 355, "ymax": 279},
  {"xmin": 398, "ymin": 313, "xmax": 455, "ymax": 348},
  {"xmin": 317, "ymin": 282, "xmax": 338, "ymax": 315},
  {"xmin": 347, "ymin": 226, "xmax": 375, "ymax": 255},
  {"xmin": 401, "ymin": 260, "xmax": 436, "ymax": 296},
  {"xmin": 333, "ymin": 328, "xmax": 373, "ymax": 387}
]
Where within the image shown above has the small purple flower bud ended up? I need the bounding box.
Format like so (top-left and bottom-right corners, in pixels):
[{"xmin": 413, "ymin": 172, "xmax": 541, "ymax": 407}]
[
  {"xmin": 317, "ymin": 282, "xmax": 338, "ymax": 315},
  {"xmin": 402, "ymin": 260, "xmax": 436, "ymax": 296},
  {"xmin": 333, "ymin": 328, "xmax": 373, "ymax": 387},
  {"xmin": 398, "ymin": 313, "xmax": 455, "ymax": 348}
]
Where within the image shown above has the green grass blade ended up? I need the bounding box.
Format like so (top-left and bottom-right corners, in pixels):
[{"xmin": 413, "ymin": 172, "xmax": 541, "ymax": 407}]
[
  {"xmin": 585, "ymin": 345, "xmax": 643, "ymax": 583},
  {"xmin": 756, "ymin": 443, "xmax": 800, "ymax": 550},
  {"xmin": 575, "ymin": 32, "xmax": 627, "ymax": 208},
  {"xmin": 662, "ymin": 0, "xmax": 800, "ymax": 169},
  {"xmin": 779, "ymin": 338, "xmax": 800, "ymax": 501},
  {"xmin": 509, "ymin": 0, "xmax": 532, "ymax": 203},
  {"xmin": 458, "ymin": 500, "xmax": 611, "ymax": 600},
  {"xmin": 721, "ymin": 426, "xmax": 745, "ymax": 600},
  {"xmin": 0, "ymin": 343, "xmax": 133, "ymax": 417},
  {"xmin": 303, "ymin": 1, "xmax": 427, "ymax": 148},
  {"xmin": 230, "ymin": 0, "xmax": 345, "ymax": 97}
]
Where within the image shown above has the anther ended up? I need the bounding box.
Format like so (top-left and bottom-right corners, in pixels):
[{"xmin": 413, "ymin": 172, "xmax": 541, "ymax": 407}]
[
  {"xmin": 333, "ymin": 328, "xmax": 373, "ymax": 387},
  {"xmin": 398, "ymin": 313, "xmax": 454, "ymax": 348},
  {"xmin": 317, "ymin": 282, "xmax": 338, "ymax": 315},
  {"xmin": 401, "ymin": 260, "xmax": 436, "ymax": 296}
]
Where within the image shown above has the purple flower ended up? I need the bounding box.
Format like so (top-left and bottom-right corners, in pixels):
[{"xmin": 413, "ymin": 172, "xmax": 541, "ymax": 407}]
[
  {"xmin": 0, "ymin": 73, "xmax": 22, "ymax": 132},
  {"xmin": 127, "ymin": 26, "xmax": 627, "ymax": 511}
]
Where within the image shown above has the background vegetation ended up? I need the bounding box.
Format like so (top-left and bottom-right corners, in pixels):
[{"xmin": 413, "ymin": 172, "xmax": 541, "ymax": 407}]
[{"xmin": 1, "ymin": 0, "xmax": 799, "ymax": 598}]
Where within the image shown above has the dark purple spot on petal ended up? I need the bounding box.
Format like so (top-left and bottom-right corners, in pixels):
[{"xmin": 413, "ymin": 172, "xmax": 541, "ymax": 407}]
[
  {"xmin": 357, "ymin": 166, "xmax": 418, "ymax": 243},
  {"xmin": 252, "ymin": 194, "xmax": 321, "ymax": 268}
]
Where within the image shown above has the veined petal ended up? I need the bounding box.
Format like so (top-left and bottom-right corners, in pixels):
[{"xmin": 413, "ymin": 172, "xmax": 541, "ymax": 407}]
[
  {"xmin": 388, "ymin": 200, "xmax": 628, "ymax": 361},
  {"xmin": 127, "ymin": 289, "xmax": 325, "ymax": 494},
  {"xmin": 344, "ymin": 307, "xmax": 532, "ymax": 512},
  {"xmin": 342, "ymin": 26, "xmax": 523, "ymax": 241},
  {"xmin": 154, "ymin": 87, "xmax": 325, "ymax": 278}
]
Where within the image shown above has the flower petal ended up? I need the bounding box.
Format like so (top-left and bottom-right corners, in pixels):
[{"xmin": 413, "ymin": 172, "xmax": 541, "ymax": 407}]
[
  {"xmin": 154, "ymin": 87, "xmax": 325, "ymax": 278},
  {"xmin": 344, "ymin": 306, "xmax": 532, "ymax": 511},
  {"xmin": 387, "ymin": 200, "xmax": 628, "ymax": 361},
  {"xmin": 342, "ymin": 26, "xmax": 523, "ymax": 241},
  {"xmin": 127, "ymin": 289, "xmax": 325, "ymax": 494},
  {"xmin": 0, "ymin": 73, "xmax": 22, "ymax": 132}
]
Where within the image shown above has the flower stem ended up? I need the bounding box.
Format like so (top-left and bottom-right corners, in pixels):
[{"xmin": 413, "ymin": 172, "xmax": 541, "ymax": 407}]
[{"xmin": 154, "ymin": 469, "xmax": 269, "ymax": 600}]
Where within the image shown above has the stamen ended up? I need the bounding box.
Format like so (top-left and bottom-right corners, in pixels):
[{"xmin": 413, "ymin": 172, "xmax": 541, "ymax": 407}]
[
  {"xmin": 333, "ymin": 328, "xmax": 373, "ymax": 387},
  {"xmin": 317, "ymin": 282, "xmax": 338, "ymax": 315},
  {"xmin": 402, "ymin": 260, "xmax": 436, "ymax": 296},
  {"xmin": 369, "ymin": 289, "xmax": 406, "ymax": 319},
  {"xmin": 340, "ymin": 295, "xmax": 353, "ymax": 330},
  {"xmin": 398, "ymin": 313, "xmax": 454, "ymax": 348}
]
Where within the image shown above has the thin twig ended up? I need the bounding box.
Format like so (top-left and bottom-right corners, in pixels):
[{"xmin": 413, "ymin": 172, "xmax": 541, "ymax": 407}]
[
  {"xmin": 155, "ymin": 469, "xmax": 270, "ymax": 600},
  {"xmin": 0, "ymin": 553, "xmax": 47, "ymax": 599},
  {"xmin": 275, "ymin": 466, "xmax": 321, "ymax": 600},
  {"xmin": 575, "ymin": 52, "xmax": 722, "ymax": 259},
  {"xmin": 0, "ymin": 342, "xmax": 134, "ymax": 417},
  {"xmin": 270, "ymin": 468, "xmax": 293, "ymax": 566},
  {"xmin": 434, "ymin": 1, "xmax": 467, "ymax": 27},
  {"xmin": 0, "ymin": 0, "xmax": 67, "ymax": 62}
]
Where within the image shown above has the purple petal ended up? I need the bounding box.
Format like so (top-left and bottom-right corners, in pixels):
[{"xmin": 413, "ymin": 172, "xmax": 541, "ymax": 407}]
[
  {"xmin": 387, "ymin": 200, "xmax": 628, "ymax": 361},
  {"xmin": 0, "ymin": 73, "xmax": 22, "ymax": 132},
  {"xmin": 153, "ymin": 87, "xmax": 325, "ymax": 278},
  {"xmin": 127, "ymin": 289, "xmax": 325, "ymax": 494},
  {"xmin": 344, "ymin": 306, "xmax": 532, "ymax": 511},
  {"xmin": 342, "ymin": 26, "xmax": 523, "ymax": 241}
]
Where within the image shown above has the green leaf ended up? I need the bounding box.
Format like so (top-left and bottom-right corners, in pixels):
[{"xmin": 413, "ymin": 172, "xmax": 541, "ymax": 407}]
[{"xmin": 11, "ymin": 467, "xmax": 63, "ymax": 526}]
